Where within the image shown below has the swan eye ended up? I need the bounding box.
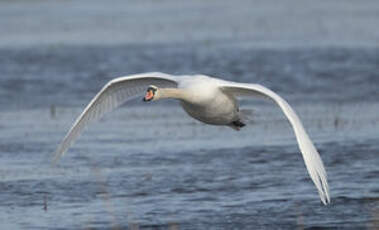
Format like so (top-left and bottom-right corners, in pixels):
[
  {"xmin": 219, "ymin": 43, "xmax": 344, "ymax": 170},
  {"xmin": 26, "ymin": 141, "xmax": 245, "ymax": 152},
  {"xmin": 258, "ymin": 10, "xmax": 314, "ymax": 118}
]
[{"xmin": 147, "ymin": 86, "xmax": 157, "ymax": 93}]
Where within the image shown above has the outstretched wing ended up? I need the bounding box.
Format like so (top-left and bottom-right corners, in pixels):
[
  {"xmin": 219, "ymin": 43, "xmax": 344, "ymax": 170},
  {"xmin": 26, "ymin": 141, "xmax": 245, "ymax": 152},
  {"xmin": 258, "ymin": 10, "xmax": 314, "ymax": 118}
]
[
  {"xmin": 219, "ymin": 81, "xmax": 330, "ymax": 205},
  {"xmin": 53, "ymin": 72, "xmax": 178, "ymax": 162}
]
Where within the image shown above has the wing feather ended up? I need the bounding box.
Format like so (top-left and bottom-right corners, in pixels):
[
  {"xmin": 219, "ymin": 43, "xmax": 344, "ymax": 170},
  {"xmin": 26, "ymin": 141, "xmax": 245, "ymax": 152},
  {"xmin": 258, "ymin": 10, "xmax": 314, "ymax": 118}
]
[
  {"xmin": 220, "ymin": 82, "xmax": 330, "ymax": 205},
  {"xmin": 53, "ymin": 72, "xmax": 178, "ymax": 162}
]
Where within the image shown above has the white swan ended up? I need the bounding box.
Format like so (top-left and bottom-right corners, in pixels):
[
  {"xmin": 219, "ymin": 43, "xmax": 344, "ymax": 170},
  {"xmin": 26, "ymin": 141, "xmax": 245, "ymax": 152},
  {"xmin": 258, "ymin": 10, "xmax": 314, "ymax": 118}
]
[{"xmin": 54, "ymin": 72, "xmax": 330, "ymax": 205}]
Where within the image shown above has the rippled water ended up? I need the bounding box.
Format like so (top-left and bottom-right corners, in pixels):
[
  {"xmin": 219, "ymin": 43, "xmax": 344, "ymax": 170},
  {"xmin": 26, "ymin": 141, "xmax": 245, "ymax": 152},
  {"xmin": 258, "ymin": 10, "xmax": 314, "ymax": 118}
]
[
  {"xmin": 1, "ymin": 45, "xmax": 378, "ymax": 229},
  {"xmin": 1, "ymin": 0, "xmax": 379, "ymax": 229}
]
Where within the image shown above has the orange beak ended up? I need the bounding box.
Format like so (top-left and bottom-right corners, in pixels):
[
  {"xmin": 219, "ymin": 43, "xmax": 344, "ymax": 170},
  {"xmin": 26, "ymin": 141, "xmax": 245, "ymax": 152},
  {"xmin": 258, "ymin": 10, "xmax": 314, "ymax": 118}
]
[{"xmin": 143, "ymin": 90, "xmax": 154, "ymax": 101}]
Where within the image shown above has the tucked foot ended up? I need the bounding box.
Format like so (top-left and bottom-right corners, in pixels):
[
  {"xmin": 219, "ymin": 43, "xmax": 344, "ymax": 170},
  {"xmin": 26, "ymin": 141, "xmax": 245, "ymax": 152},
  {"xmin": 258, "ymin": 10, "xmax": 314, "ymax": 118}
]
[{"xmin": 229, "ymin": 120, "xmax": 246, "ymax": 131}]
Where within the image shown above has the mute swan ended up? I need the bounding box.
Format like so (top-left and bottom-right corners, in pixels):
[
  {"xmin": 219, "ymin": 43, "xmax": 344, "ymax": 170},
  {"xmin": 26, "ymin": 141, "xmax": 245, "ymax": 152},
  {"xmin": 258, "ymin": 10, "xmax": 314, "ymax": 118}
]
[{"xmin": 54, "ymin": 72, "xmax": 330, "ymax": 205}]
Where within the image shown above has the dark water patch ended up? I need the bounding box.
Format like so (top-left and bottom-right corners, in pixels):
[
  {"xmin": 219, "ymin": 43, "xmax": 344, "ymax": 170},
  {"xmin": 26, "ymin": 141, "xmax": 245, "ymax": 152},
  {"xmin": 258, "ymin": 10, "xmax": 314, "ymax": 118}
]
[
  {"xmin": 364, "ymin": 170, "xmax": 379, "ymax": 180},
  {"xmin": 1, "ymin": 46, "xmax": 379, "ymax": 110}
]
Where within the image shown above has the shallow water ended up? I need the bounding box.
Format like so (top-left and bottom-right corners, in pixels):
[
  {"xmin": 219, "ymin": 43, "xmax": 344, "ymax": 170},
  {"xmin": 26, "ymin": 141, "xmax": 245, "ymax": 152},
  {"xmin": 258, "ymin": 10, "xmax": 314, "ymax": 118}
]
[{"xmin": 1, "ymin": 0, "xmax": 379, "ymax": 229}]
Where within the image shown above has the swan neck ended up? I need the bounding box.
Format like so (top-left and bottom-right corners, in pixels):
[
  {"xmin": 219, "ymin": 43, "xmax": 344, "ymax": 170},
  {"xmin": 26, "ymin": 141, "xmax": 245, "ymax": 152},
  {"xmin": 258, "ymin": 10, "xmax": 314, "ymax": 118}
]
[{"xmin": 158, "ymin": 88, "xmax": 187, "ymax": 100}]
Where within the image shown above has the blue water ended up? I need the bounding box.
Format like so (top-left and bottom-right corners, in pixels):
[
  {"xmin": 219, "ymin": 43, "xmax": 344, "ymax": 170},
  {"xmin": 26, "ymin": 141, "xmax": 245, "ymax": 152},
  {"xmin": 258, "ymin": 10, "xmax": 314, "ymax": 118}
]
[
  {"xmin": 1, "ymin": 45, "xmax": 378, "ymax": 229},
  {"xmin": 0, "ymin": 0, "xmax": 379, "ymax": 229}
]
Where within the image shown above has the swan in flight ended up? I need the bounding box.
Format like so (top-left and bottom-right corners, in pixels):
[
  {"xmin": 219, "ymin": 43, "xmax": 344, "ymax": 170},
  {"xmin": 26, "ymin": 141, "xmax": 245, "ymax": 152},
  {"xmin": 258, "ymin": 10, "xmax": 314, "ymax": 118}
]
[{"xmin": 54, "ymin": 72, "xmax": 330, "ymax": 205}]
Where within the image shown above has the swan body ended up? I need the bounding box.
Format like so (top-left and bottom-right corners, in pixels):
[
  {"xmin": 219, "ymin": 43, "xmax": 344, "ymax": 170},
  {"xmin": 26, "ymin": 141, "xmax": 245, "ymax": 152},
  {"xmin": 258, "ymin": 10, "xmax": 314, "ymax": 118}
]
[
  {"xmin": 174, "ymin": 76, "xmax": 240, "ymax": 126},
  {"xmin": 54, "ymin": 72, "xmax": 330, "ymax": 205}
]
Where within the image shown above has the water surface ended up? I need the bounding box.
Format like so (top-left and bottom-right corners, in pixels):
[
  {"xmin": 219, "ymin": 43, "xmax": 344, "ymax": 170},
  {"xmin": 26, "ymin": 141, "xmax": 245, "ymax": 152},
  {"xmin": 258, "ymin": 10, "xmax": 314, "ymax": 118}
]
[{"xmin": 0, "ymin": 0, "xmax": 379, "ymax": 229}]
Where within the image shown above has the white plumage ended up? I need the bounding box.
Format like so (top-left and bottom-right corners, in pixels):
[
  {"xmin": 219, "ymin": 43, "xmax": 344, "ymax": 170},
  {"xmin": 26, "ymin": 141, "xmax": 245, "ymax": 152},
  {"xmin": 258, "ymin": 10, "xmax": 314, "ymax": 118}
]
[{"xmin": 54, "ymin": 72, "xmax": 330, "ymax": 205}]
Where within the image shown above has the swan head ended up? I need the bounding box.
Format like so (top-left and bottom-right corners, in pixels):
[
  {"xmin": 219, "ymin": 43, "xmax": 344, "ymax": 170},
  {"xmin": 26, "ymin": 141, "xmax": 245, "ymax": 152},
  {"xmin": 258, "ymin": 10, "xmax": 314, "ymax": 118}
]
[{"xmin": 143, "ymin": 85, "xmax": 158, "ymax": 102}]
